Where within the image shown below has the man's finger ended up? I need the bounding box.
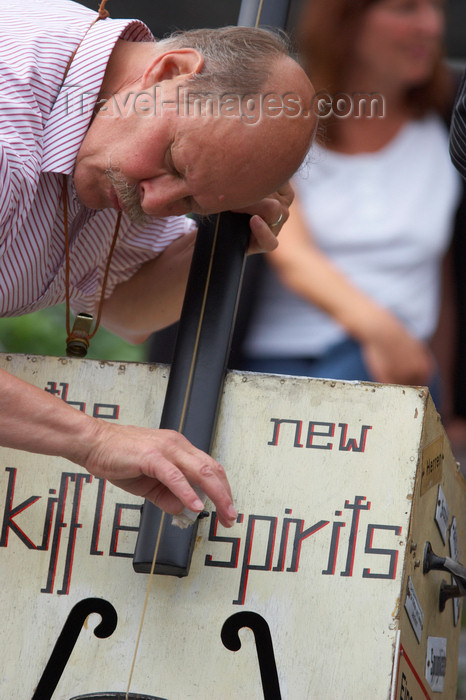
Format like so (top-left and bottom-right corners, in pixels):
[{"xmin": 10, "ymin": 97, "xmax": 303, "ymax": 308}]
[{"xmin": 152, "ymin": 443, "xmax": 237, "ymax": 527}]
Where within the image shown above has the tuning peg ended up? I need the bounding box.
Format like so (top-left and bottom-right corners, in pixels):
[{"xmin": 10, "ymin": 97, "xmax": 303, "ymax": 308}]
[
  {"xmin": 423, "ymin": 541, "xmax": 466, "ymax": 611},
  {"xmin": 423, "ymin": 541, "xmax": 447, "ymax": 575},
  {"xmin": 438, "ymin": 580, "xmax": 462, "ymax": 613}
]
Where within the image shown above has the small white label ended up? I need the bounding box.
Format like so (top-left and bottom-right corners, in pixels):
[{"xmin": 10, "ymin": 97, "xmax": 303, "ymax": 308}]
[
  {"xmin": 435, "ymin": 485, "xmax": 450, "ymax": 544},
  {"xmin": 425, "ymin": 636, "xmax": 447, "ymax": 692},
  {"xmin": 405, "ymin": 577, "xmax": 423, "ymax": 643},
  {"xmin": 449, "ymin": 516, "xmax": 461, "ymax": 626}
]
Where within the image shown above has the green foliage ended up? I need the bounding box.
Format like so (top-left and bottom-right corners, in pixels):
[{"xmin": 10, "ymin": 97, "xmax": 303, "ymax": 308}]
[{"xmin": 0, "ymin": 305, "xmax": 147, "ymax": 361}]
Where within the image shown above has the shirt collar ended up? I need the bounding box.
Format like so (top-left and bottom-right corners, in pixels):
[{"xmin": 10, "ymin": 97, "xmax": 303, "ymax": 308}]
[{"xmin": 41, "ymin": 16, "xmax": 153, "ymax": 175}]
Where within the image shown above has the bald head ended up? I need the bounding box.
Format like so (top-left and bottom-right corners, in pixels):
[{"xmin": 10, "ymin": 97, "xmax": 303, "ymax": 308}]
[
  {"xmin": 174, "ymin": 53, "xmax": 317, "ymax": 210},
  {"xmin": 253, "ymin": 53, "xmax": 317, "ymax": 190},
  {"xmin": 158, "ymin": 26, "xmax": 317, "ymax": 190},
  {"xmin": 189, "ymin": 55, "xmax": 316, "ymax": 208}
]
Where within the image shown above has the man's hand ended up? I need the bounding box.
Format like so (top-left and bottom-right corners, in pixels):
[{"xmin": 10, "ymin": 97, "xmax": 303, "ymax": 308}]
[
  {"xmin": 82, "ymin": 420, "xmax": 238, "ymax": 528},
  {"xmin": 233, "ymin": 181, "xmax": 294, "ymax": 254},
  {"xmin": 0, "ymin": 368, "xmax": 238, "ymax": 529}
]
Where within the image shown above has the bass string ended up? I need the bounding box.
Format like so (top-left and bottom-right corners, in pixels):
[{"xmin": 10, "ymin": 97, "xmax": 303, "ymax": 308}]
[
  {"xmin": 125, "ymin": 510, "xmax": 166, "ymax": 699},
  {"xmin": 126, "ymin": 2, "xmax": 266, "ymax": 693},
  {"xmin": 125, "ymin": 214, "xmax": 221, "ymax": 696},
  {"xmin": 255, "ymin": 0, "xmax": 265, "ymax": 27}
]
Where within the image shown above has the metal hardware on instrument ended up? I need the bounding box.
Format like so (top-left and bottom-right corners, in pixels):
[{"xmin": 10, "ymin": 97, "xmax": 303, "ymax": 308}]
[{"xmin": 423, "ymin": 540, "xmax": 466, "ymax": 611}]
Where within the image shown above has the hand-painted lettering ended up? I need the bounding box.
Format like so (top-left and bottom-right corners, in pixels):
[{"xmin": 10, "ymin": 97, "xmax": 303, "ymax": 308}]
[
  {"xmin": 306, "ymin": 421, "xmax": 335, "ymax": 450},
  {"xmin": 204, "ymin": 512, "xmax": 241, "ymax": 568},
  {"xmin": 109, "ymin": 503, "xmax": 140, "ymax": 557},
  {"xmin": 268, "ymin": 419, "xmax": 303, "ymax": 447},
  {"xmin": 1, "ymin": 462, "xmax": 402, "ymax": 601},
  {"xmin": 269, "ymin": 418, "xmax": 372, "ymax": 452},
  {"xmin": 340, "ymin": 496, "xmax": 371, "ymax": 577},
  {"xmin": 204, "ymin": 496, "xmax": 401, "ymax": 605},
  {"xmin": 400, "ymin": 672, "xmax": 413, "ymax": 699},
  {"xmin": 44, "ymin": 381, "xmax": 119, "ymax": 420},
  {"xmin": 233, "ymin": 514, "xmax": 278, "ymax": 605},
  {"xmin": 0, "ymin": 467, "xmax": 40, "ymax": 548},
  {"xmin": 362, "ymin": 524, "xmax": 401, "ymax": 580}
]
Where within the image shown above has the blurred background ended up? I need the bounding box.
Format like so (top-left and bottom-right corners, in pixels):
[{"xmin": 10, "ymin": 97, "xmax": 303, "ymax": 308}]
[{"xmin": 76, "ymin": 0, "xmax": 466, "ymax": 62}]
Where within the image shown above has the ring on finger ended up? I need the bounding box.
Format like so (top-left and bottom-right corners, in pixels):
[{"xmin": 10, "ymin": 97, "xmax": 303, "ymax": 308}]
[{"xmin": 270, "ymin": 212, "xmax": 283, "ymax": 228}]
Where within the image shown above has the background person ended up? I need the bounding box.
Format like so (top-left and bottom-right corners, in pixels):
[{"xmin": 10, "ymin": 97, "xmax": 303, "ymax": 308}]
[{"xmin": 235, "ymin": 0, "xmax": 461, "ymax": 411}]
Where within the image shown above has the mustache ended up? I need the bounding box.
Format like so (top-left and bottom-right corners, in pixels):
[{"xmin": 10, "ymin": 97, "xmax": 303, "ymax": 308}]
[{"xmin": 104, "ymin": 167, "xmax": 148, "ymax": 225}]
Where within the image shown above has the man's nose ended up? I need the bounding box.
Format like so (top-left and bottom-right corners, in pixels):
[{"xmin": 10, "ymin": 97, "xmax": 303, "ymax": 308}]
[{"xmin": 139, "ymin": 178, "xmax": 189, "ymax": 216}]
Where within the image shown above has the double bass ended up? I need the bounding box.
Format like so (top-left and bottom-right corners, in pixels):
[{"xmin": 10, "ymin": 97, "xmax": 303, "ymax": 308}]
[{"xmin": 2, "ymin": 1, "xmax": 466, "ymax": 697}]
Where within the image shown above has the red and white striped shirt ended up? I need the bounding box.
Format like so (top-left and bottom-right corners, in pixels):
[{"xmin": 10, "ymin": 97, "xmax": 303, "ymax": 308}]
[{"xmin": 0, "ymin": 0, "xmax": 194, "ymax": 317}]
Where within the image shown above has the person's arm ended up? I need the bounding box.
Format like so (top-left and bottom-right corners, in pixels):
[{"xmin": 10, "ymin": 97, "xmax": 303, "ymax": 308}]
[
  {"xmin": 268, "ymin": 197, "xmax": 434, "ymax": 386},
  {"xmin": 101, "ymin": 183, "xmax": 294, "ymax": 343},
  {"xmin": 101, "ymin": 231, "xmax": 196, "ymax": 343},
  {"xmin": 0, "ymin": 366, "xmax": 237, "ymax": 526}
]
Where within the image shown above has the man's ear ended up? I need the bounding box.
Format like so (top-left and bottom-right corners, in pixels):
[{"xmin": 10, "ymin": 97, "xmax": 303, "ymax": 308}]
[{"xmin": 141, "ymin": 48, "xmax": 204, "ymax": 87}]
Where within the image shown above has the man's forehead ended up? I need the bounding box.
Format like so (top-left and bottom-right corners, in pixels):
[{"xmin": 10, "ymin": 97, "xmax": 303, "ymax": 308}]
[{"xmin": 165, "ymin": 62, "xmax": 316, "ymax": 203}]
